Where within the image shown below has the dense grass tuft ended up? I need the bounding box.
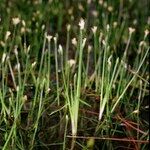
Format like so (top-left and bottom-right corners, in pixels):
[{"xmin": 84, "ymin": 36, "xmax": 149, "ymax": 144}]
[{"xmin": 0, "ymin": 0, "xmax": 149, "ymax": 149}]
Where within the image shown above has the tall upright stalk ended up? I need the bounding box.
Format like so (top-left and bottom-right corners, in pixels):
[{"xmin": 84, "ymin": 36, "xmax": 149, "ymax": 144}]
[{"xmin": 54, "ymin": 36, "xmax": 60, "ymax": 106}]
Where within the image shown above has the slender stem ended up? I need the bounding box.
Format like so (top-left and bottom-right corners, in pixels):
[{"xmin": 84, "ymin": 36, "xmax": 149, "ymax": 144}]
[
  {"xmin": 54, "ymin": 37, "xmax": 60, "ymax": 106},
  {"xmin": 111, "ymin": 47, "xmax": 149, "ymax": 113}
]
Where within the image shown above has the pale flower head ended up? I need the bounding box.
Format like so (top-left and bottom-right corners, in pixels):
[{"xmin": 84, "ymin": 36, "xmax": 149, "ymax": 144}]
[
  {"xmin": 45, "ymin": 33, "xmax": 52, "ymax": 42},
  {"xmin": 58, "ymin": 44, "xmax": 63, "ymax": 55},
  {"xmin": 108, "ymin": 6, "xmax": 113, "ymax": 12},
  {"xmin": 92, "ymin": 11, "xmax": 98, "ymax": 17},
  {"xmin": 42, "ymin": 24, "xmax": 45, "ymax": 30},
  {"xmin": 144, "ymin": 29, "xmax": 149, "ymax": 38},
  {"xmin": 14, "ymin": 45, "xmax": 18, "ymax": 55},
  {"xmin": 72, "ymin": 38, "xmax": 77, "ymax": 46},
  {"xmin": 21, "ymin": 27, "xmax": 26, "ymax": 33},
  {"xmin": 133, "ymin": 19, "xmax": 137, "ymax": 25},
  {"xmin": 26, "ymin": 45, "xmax": 31, "ymax": 54},
  {"xmin": 23, "ymin": 95, "xmax": 28, "ymax": 102},
  {"xmin": 53, "ymin": 36, "xmax": 57, "ymax": 43},
  {"xmin": 46, "ymin": 88, "xmax": 51, "ymax": 94},
  {"xmin": 82, "ymin": 38, "xmax": 86, "ymax": 47},
  {"xmin": 107, "ymin": 55, "xmax": 112, "ymax": 67},
  {"xmin": 1, "ymin": 53, "xmax": 7, "ymax": 63},
  {"xmin": 103, "ymin": 2, "xmax": 107, "ymax": 8},
  {"xmin": 91, "ymin": 26, "xmax": 97, "ymax": 34},
  {"xmin": 102, "ymin": 39, "xmax": 106, "ymax": 46},
  {"xmin": 87, "ymin": 0, "xmax": 92, "ymax": 4},
  {"xmin": 132, "ymin": 110, "xmax": 139, "ymax": 114},
  {"xmin": 68, "ymin": 7, "xmax": 73, "ymax": 15},
  {"xmin": 88, "ymin": 45, "xmax": 92, "ymax": 53},
  {"xmin": 78, "ymin": 3, "xmax": 84, "ymax": 11},
  {"xmin": 67, "ymin": 24, "xmax": 71, "ymax": 31},
  {"xmin": 129, "ymin": 27, "xmax": 135, "ymax": 34},
  {"xmin": 139, "ymin": 41, "xmax": 146, "ymax": 47},
  {"xmin": 16, "ymin": 85, "xmax": 20, "ymax": 92},
  {"xmin": 106, "ymin": 24, "xmax": 110, "ymax": 31},
  {"xmin": 79, "ymin": 18, "xmax": 85, "ymax": 30},
  {"xmin": 66, "ymin": 115, "xmax": 68, "ymax": 121},
  {"xmin": 31, "ymin": 61, "xmax": 37, "ymax": 68},
  {"xmin": 14, "ymin": 63, "xmax": 20, "ymax": 71},
  {"xmin": 113, "ymin": 21, "xmax": 118, "ymax": 28},
  {"xmin": 0, "ymin": 41, "xmax": 5, "ymax": 47},
  {"xmin": 99, "ymin": 0, "xmax": 103, "ymax": 5},
  {"xmin": 5, "ymin": 31, "xmax": 11, "ymax": 41},
  {"xmin": 12, "ymin": 17, "xmax": 20, "ymax": 25},
  {"xmin": 67, "ymin": 59, "xmax": 76, "ymax": 68},
  {"xmin": 99, "ymin": 32, "xmax": 103, "ymax": 43},
  {"xmin": 22, "ymin": 20, "xmax": 26, "ymax": 27}
]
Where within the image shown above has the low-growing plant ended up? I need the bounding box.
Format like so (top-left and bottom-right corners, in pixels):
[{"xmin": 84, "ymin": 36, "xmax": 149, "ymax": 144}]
[{"xmin": 0, "ymin": 1, "xmax": 149, "ymax": 149}]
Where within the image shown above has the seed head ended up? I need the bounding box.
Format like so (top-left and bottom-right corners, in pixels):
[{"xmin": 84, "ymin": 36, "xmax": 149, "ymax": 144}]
[
  {"xmin": 58, "ymin": 44, "xmax": 63, "ymax": 55},
  {"xmin": 67, "ymin": 24, "xmax": 71, "ymax": 31},
  {"xmin": 16, "ymin": 86, "xmax": 20, "ymax": 92},
  {"xmin": 108, "ymin": 6, "xmax": 113, "ymax": 12},
  {"xmin": 113, "ymin": 22, "xmax": 118, "ymax": 28},
  {"xmin": 87, "ymin": 0, "xmax": 91, "ymax": 4},
  {"xmin": 102, "ymin": 40, "xmax": 106, "ymax": 46},
  {"xmin": 42, "ymin": 24, "xmax": 45, "ymax": 30},
  {"xmin": 67, "ymin": 59, "xmax": 76, "ymax": 67},
  {"xmin": 22, "ymin": 20, "xmax": 26, "ymax": 27},
  {"xmin": 88, "ymin": 45, "xmax": 92, "ymax": 53},
  {"xmin": 92, "ymin": 11, "xmax": 98, "ymax": 17},
  {"xmin": 14, "ymin": 63, "xmax": 20, "ymax": 71},
  {"xmin": 53, "ymin": 36, "xmax": 57, "ymax": 43},
  {"xmin": 72, "ymin": 38, "xmax": 77, "ymax": 46},
  {"xmin": 99, "ymin": 0, "xmax": 103, "ymax": 5},
  {"xmin": 0, "ymin": 41, "xmax": 5, "ymax": 47},
  {"xmin": 31, "ymin": 61, "xmax": 37, "ymax": 68},
  {"xmin": 129, "ymin": 27, "xmax": 135, "ymax": 34},
  {"xmin": 12, "ymin": 17, "xmax": 20, "ymax": 25},
  {"xmin": 21, "ymin": 27, "xmax": 26, "ymax": 33},
  {"xmin": 23, "ymin": 95, "xmax": 28, "ymax": 102},
  {"xmin": 139, "ymin": 41, "xmax": 146, "ymax": 47},
  {"xmin": 79, "ymin": 18, "xmax": 85, "ymax": 30},
  {"xmin": 78, "ymin": 3, "xmax": 84, "ymax": 11},
  {"xmin": 107, "ymin": 55, "xmax": 112, "ymax": 67},
  {"xmin": 91, "ymin": 26, "xmax": 97, "ymax": 34},
  {"xmin": 14, "ymin": 45, "xmax": 18, "ymax": 55},
  {"xmin": 82, "ymin": 38, "xmax": 86, "ymax": 47},
  {"xmin": 2, "ymin": 53, "xmax": 7, "ymax": 63},
  {"xmin": 106, "ymin": 24, "xmax": 110, "ymax": 31},
  {"xmin": 5, "ymin": 31, "xmax": 11, "ymax": 41},
  {"xmin": 144, "ymin": 29, "xmax": 149, "ymax": 38},
  {"xmin": 133, "ymin": 110, "xmax": 139, "ymax": 114},
  {"xmin": 45, "ymin": 33, "xmax": 52, "ymax": 42}
]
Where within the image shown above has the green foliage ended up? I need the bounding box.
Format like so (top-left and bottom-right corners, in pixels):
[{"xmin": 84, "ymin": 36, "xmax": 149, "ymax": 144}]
[{"xmin": 0, "ymin": 0, "xmax": 149, "ymax": 149}]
